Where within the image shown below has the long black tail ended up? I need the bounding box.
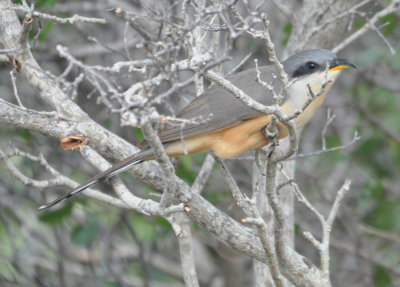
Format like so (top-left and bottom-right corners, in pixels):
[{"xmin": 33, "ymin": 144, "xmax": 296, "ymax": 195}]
[{"xmin": 38, "ymin": 149, "xmax": 153, "ymax": 210}]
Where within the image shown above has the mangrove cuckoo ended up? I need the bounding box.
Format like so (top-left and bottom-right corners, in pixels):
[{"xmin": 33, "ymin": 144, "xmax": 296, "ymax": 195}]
[{"xmin": 39, "ymin": 49, "xmax": 356, "ymax": 210}]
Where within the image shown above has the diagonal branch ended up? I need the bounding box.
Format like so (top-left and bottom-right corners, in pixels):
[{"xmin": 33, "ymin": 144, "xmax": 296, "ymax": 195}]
[{"xmin": 333, "ymin": 0, "xmax": 400, "ymax": 53}]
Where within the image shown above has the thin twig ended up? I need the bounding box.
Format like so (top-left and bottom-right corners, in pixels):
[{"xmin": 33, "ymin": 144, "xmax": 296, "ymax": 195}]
[
  {"xmin": 322, "ymin": 109, "xmax": 335, "ymax": 150},
  {"xmin": 289, "ymin": 131, "xmax": 361, "ymax": 160},
  {"xmin": 191, "ymin": 154, "xmax": 215, "ymax": 194},
  {"xmin": 168, "ymin": 213, "xmax": 200, "ymax": 287},
  {"xmin": 225, "ymin": 52, "xmax": 253, "ymax": 77},
  {"xmin": 259, "ymin": 13, "xmax": 290, "ymax": 104},
  {"xmin": 321, "ymin": 179, "xmax": 351, "ymax": 274},
  {"xmin": 9, "ymin": 70, "xmax": 25, "ymax": 108},
  {"xmin": 333, "ymin": 0, "xmax": 400, "ymax": 53},
  {"xmin": 0, "ymin": 147, "xmax": 130, "ymax": 209},
  {"xmin": 214, "ymin": 156, "xmax": 286, "ymax": 287},
  {"xmin": 141, "ymin": 118, "xmax": 177, "ymax": 209},
  {"xmin": 12, "ymin": 5, "xmax": 107, "ymax": 24},
  {"xmin": 0, "ymin": 47, "xmax": 19, "ymax": 54}
]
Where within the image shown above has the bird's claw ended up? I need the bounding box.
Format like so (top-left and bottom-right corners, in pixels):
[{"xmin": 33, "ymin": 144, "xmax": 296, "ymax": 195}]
[{"xmin": 263, "ymin": 124, "xmax": 280, "ymax": 140}]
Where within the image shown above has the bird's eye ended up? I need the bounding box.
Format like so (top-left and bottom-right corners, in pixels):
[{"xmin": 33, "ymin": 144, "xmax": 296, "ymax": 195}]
[{"xmin": 306, "ymin": 62, "xmax": 318, "ymax": 70}]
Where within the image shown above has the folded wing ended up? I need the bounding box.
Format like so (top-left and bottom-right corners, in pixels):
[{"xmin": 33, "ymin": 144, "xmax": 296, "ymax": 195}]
[{"xmin": 157, "ymin": 65, "xmax": 279, "ymax": 144}]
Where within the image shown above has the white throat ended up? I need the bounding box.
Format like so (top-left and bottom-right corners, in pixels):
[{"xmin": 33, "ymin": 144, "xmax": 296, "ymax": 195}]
[{"xmin": 284, "ymin": 70, "xmax": 341, "ymax": 128}]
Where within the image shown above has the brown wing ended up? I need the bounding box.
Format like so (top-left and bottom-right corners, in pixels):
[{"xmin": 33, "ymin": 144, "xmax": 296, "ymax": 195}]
[{"xmin": 158, "ymin": 65, "xmax": 281, "ymax": 143}]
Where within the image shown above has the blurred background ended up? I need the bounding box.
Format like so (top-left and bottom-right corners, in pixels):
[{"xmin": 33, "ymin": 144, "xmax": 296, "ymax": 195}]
[{"xmin": 0, "ymin": 0, "xmax": 399, "ymax": 286}]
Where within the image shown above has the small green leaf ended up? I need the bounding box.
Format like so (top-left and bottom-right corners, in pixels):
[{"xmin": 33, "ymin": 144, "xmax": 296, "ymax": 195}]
[
  {"xmin": 294, "ymin": 223, "xmax": 301, "ymax": 236},
  {"xmin": 38, "ymin": 22, "xmax": 54, "ymax": 43},
  {"xmin": 374, "ymin": 265, "xmax": 392, "ymax": 287},
  {"xmin": 354, "ymin": 17, "xmax": 366, "ymax": 30},
  {"xmin": 180, "ymin": 155, "xmax": 193, "ymax": 170},
  {"xmin": 18, "ymin": 129, "xmax": 34, "ymax": 144},
  {"xmin": 36, "ymin": 0, "xmax": 58, "ymax": 8},
  {"xmin": 154, "ymin": 216, "xmax": 170, "ymax": 228},
  {"xmin": 38, "ymin": 202, "xmax": 73, "ymax": 224},
  {"xmin": 281, "ymin": 22, "xmax": 292, "ymax": 46},
  {"xmin": 176, "ymin": 155, "xmax": 196, "ymax": 184},
  {"xmin": 133, "ymin": 128, "xmax": 144, "ymax": 143},
  {"xmin": 380, "ymin": 13, "xmax": 398, "ymax": 35},
  {"xmin": 325, "ymin": 135, "xmax": 341, "ymax": 148}
]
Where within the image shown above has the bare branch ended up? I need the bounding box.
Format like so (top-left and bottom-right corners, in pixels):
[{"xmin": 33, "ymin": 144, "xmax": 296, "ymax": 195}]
[
  {"xmin": 321, "ymin": 179, "xmax": 351, "ymax": 274},
  {"xmin": 12, "ymin": 5, "xmax": 107, "ymax": 24},
  {"xmin": 213, "ymin": 155, "xmax": 252, "ymax": 214},
  {"xmin": 214, "ymin": 156, "xmax": 287, "ymax": 287},
  {"xmin": 279, "ymin": 166, "xmax": 325, "ymax": 225},
  {"xmin": 191, "ymin": 154, "xmax": 215, "ymax": 194},
  {"xmin": 258, "ymin": 13, "xmax": 290, "ymax": 104},
  {"xmin": 0, "ymin": 147, "xmax": 131, "ymax": 209},
  {"xmin": 289, "ymin": 131, "xmax": 361, "ymax": 160},
  {"xmin": 303, "ymin": 231, "xmax": 322, "ymax": 250},
  {"xmin": 168, "ymin": 214, "xmax": 200, "ymax": 287},
  {"xmin": 9, "ymin": 70, "xmax": 25, "ymax": 108},
  {"xmin": 19, "ymin": 16, "xmax": 33, "ymax": 49},
  {"xmin": 0, "ymin": 47, "xmax": 19, "ymax": 54},
  {"xmin": 141, "ymin": 117, "xmax": 177, "ymax": 209},
  {"xmin": 333, "ymin": 0, "xmax": 400, "ymax": 53},
  {"xmin": 321, "ymin": 109, "xmax": 336, "ymax": 150}
]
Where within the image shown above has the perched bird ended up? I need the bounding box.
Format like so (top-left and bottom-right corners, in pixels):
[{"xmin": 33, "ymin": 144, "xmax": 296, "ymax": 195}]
[{"xmin": 39, "ymin": 49, "xmax": 356, "ymax": 210}]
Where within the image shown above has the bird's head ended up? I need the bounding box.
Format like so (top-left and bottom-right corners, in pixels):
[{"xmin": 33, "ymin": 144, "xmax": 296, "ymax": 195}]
[
  {"xmin": 283, "ymin": 48, "xmax": 356, "ymax": 83},
  {"xmin": 282, "ymin": 49, "xmax": 356, "ymax": 95}
]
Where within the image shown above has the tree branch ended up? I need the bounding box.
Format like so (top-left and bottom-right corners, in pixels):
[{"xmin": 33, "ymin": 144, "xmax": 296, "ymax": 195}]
[{"xmin": 333, "ymin": 0, "xmax": 400, "ymax": 53}]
